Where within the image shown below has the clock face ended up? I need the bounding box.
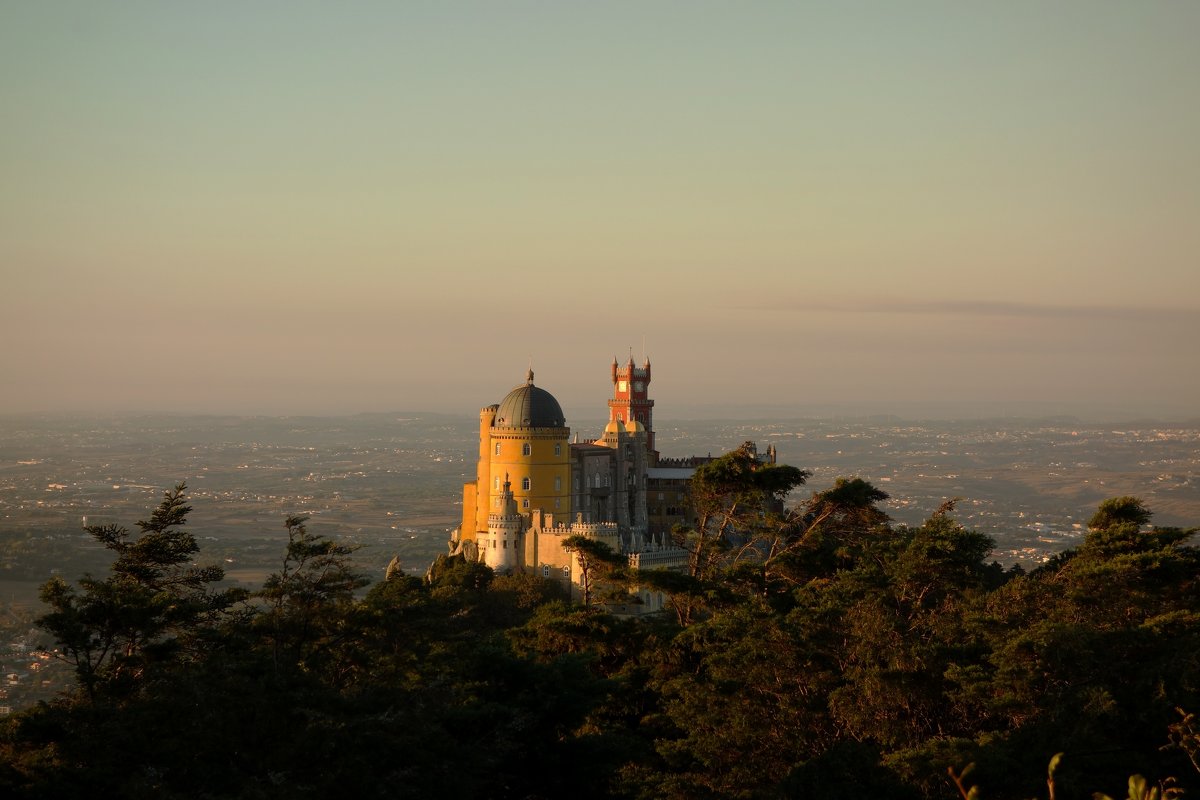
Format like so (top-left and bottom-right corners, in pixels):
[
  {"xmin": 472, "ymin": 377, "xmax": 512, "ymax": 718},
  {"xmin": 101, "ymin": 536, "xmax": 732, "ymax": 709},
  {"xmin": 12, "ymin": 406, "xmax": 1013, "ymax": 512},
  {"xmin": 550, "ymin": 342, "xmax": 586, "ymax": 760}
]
[
  {"xmin": 618, "ymin": 380, "xmax": 627, "ymax": 392},
  {"xmin": 633, "ymin": 381, "xmax": 644, "ymax": 392}
]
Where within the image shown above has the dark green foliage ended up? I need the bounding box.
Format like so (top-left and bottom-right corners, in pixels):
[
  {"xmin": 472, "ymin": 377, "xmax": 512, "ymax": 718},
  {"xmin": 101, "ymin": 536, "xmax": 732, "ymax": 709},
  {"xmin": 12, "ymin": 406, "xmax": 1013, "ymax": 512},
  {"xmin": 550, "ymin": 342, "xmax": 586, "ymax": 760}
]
[
  {"xmin": 3, "ymin": 470, "xmax": 1198, "ymax": 799},
  {"xmin": 34, "ymin": 483, "xmax": 245, "ymax": 700},
  {"xmin": 1088, "ymin": 495, "xmax": 1153, "ymax": 531},
  {"xmin": 681, "ymin": 443, "xmax": 811, "ymax": 582},
  {"xmin": 563, "ymin": 535, "xmax": 630, "ymax": 606},
  {"xmin": 257, "ymin": 514, "xmax": 369, "ymax": 676}
]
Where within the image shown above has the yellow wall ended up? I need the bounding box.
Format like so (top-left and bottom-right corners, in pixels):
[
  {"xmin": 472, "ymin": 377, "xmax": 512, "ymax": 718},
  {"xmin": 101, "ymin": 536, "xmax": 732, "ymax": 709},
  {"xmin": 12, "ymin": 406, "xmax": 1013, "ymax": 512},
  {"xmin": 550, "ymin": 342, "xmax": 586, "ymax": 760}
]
[
  {"xmin": 466, "ymin": 405, "xmax": 498, "ymax": 539},
  {"xmin": 461, "ymin": 482, "xmax": 477, "ymax": 542},
  {"xmin": 488, "ymin": 428, "xmax": 571, "ymax": 519},
  {"xmin": 462, "ymin": 404, "xmax": 572, "ymax": 542}
]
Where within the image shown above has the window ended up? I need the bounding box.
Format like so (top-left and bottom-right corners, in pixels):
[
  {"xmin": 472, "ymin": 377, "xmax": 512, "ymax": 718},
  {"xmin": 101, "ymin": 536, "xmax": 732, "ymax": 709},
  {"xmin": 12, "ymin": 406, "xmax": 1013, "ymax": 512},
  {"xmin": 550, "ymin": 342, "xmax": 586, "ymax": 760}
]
[
  {"xmin": 495, "ymin": 476, "xmax": 500, "ymax": 490},
  {"xmin": 522, "ymin": 443, "xmax": 531, "ymax": 456},
  {"xmin": 554, "ymin": 476, "xmax": 561, "ymax": 492},
  {"xmin": 522, "ymin": 498, "xmax": 530, "ymax": 509},
  {"xmin": 542, "ymin": 565, "xmax": 550, "ymax": 578},
  {"xmin": 554, "ymin": 442, "xmax": 561, "ymax": 456},
  {"xmin": 521, "ymin": 477, "xmax": 530, "ymax": 491},
  {"xmin": 554, "ymin": 498, "xmax": 560, "ymax": 508},
  {"xmin": 495, "ymin": 442, "xmax": 501, "ymax": 456}
]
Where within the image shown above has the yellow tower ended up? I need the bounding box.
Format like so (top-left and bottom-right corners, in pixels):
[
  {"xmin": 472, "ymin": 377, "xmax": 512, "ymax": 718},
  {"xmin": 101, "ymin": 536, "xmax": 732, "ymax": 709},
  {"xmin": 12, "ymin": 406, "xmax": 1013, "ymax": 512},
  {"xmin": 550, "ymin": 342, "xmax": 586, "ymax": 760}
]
[{"xmin": 459, "ymin": 370, "xmax": 571, "ymax": 542}]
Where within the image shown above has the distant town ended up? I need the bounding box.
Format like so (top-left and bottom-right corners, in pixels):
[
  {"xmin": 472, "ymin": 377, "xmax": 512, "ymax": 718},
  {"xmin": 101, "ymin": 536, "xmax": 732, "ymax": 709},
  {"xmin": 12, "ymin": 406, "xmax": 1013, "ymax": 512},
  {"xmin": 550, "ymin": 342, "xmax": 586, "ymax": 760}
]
[{"xmin": 2, "ymin": 411, "xmax": 1196, "ymax": 575}]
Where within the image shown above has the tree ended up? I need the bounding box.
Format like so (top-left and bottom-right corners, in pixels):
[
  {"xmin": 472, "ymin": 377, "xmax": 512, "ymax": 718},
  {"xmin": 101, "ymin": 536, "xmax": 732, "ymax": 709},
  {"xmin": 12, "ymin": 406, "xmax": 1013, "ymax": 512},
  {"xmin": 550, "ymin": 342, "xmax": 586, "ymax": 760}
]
[
  {"xmin": 680, "ymin": 443, "xmax": 809, "ymax": 581},
  {"xmin": 37, "ymin": 483, "xmax": 242, "ymax": 699},
  {"xmin": 797, "ymin": 477, "xmax": 892, "ymax": 569},
  {"xmin": 628, "ymin": 566, "xmax": 707, "ymax": 627},
  {"xmin": 1088, "ymin": 496, "xmax": 1153, "ymax": 532},
  {"xmin": 739, "ymin": 476, "xmax": 893, "ymax": 602},
  {"xmin": 562, "ymin": 535, "xmax": 627, "ymax": 607},
  {"xmin": 825, "ymin": 510, "xmax": 998, "ymax": 758},
  {"xmin": 949, "ymin": 499, "xmax": 1200, "ymax": 797},
  {"xmin": 258, "ymin": 514, "xmax": 369, "ymax": 677}
]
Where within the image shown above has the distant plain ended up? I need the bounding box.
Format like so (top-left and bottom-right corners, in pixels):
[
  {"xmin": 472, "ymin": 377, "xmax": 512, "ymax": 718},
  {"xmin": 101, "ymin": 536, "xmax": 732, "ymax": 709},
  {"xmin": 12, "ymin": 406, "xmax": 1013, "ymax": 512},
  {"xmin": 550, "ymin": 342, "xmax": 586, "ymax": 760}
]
[{"xmin": 1, "ymin": 413, "xmax": 1197, "ymax": 604}]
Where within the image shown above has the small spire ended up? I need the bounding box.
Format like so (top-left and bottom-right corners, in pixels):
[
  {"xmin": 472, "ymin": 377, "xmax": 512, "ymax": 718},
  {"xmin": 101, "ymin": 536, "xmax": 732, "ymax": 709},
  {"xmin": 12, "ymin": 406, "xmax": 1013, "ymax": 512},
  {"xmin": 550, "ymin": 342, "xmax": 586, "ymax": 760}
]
[{"xmin": 526, "ymin": 367, "xmax": 534, "ymax": 385}]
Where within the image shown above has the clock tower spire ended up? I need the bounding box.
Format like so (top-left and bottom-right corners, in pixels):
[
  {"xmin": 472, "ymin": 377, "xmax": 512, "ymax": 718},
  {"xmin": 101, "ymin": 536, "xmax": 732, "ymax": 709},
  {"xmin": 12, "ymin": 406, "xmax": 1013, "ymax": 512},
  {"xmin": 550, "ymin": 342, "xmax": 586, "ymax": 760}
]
[{"xmin": 609, "ymin": 353, "xmax": 656, "ymax": 460}]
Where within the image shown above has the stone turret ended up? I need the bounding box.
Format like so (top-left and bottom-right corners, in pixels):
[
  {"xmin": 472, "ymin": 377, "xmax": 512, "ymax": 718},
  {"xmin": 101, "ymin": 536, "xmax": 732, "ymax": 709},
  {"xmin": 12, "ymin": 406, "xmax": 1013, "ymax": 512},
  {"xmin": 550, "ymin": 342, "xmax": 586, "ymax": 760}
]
[{"xmin": 483, "ymin": 476, "xmax": 524, "ymax": 573}]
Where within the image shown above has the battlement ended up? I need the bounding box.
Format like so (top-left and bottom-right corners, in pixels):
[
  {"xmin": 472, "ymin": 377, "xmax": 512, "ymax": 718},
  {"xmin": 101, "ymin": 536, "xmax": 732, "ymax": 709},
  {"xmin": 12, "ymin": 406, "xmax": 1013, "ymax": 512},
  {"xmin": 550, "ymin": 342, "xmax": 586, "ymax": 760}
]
[
  {"xmin": 611, "ymin": 357, "xmax": 652, "ymax": 383},
  {"xmin": 655, "ymin": 455, "xmax": 711, "ymax": 469},
  {"xmin": 627, "ymin": 547, "xmax": 689, "ymax": 570},
  {"xmin": 537, "ymin": 520, "xmax": 619, "ymax": 537}
]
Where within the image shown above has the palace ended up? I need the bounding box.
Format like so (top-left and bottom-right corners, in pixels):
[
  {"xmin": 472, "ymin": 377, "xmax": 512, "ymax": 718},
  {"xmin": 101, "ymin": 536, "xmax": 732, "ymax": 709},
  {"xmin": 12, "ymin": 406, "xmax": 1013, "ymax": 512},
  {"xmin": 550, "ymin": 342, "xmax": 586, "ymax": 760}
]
[{"xmin": 448, "ymin": 357, "xmax": 777, "ymax": 607}]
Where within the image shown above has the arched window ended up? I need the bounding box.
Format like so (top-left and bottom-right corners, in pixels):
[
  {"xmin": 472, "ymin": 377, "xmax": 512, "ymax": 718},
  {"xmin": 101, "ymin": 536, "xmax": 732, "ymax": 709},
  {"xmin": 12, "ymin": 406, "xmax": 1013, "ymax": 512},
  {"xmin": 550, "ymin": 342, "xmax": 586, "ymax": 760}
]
[
  {"xmin": 554, "ymin": 442, "xmax": 561, "ymax": 456},
  {"xmin": 494, "ymin": 442, "xmax": 501, "ymax": 456},
  {"xmin": 494, "ymin": 476, "xmax": 500, "ymax": 490},
  {"xmin": 522, "ymin": 443, "xmax": 531, "ymax": 456},
  {"xmin": 522, "ymin": 498, "xmax": 530, "ymax": 509},
  {"xmin": 521, "ymin": 477, "xmax": 530, "ymax": 491},
  {"xmin": 554, "ymin": 476, "xmax": 561, "ymax": 492}
]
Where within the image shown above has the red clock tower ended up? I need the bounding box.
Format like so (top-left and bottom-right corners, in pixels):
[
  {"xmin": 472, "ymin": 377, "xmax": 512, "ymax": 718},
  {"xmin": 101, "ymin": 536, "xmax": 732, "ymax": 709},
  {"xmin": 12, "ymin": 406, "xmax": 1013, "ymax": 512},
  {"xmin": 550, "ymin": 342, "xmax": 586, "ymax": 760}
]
[{"xmin": 609, "ymin": 355, "xmax": 656, "ymax": 459}]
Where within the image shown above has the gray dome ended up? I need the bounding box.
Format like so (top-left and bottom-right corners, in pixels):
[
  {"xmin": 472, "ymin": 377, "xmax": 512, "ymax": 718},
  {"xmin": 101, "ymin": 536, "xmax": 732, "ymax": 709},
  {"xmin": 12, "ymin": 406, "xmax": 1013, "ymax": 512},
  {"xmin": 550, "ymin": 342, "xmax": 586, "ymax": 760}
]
[{"xmin": 494, "ymin": 370, "xmax": 565, "ymax": 428}]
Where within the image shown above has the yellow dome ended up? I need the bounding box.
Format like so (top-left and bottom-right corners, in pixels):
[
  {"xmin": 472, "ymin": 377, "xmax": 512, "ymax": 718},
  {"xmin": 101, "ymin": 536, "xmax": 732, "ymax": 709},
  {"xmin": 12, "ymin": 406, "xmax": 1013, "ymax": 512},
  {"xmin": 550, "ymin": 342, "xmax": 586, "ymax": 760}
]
[{"xmin": 625, "ymin": 419, "xmax": 645, "ymax": 433}]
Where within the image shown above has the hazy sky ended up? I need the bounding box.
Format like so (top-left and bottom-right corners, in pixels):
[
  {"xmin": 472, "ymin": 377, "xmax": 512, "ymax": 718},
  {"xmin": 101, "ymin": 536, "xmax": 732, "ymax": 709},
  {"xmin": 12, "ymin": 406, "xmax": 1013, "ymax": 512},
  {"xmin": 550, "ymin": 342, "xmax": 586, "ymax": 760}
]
[{"xmin": 3, "ymin": 2, "xmax": 1198, "ymax": 420}]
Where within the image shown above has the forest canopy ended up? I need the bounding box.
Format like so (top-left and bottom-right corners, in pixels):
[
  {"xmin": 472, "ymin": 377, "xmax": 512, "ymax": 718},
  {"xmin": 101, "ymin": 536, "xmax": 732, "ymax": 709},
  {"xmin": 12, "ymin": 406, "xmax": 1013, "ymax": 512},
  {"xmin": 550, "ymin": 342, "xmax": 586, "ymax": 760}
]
[{"xmin": 2, "ymin": 461, "xmax": 1197, "ymax": 800}]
